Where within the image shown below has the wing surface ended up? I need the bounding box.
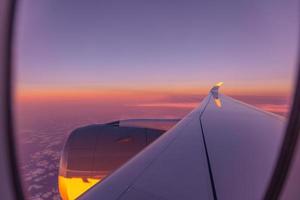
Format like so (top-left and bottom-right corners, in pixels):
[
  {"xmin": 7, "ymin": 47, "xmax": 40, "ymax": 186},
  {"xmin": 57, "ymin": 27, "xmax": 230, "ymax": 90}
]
[
  {"xmin": 79, "ymin": 87, "xmax": 285, "ymax": 200},
  {"xmin": 201, "ymin": 94, "xmax": 285, "ymax": 200},
  {"xmin": 79, "ymin": 96, "xmax": 214, "ymax": 200}
]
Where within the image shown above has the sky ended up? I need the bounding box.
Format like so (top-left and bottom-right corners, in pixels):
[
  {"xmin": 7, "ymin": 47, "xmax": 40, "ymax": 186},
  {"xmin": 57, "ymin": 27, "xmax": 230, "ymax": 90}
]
[{"xmin": 14, "ymin": 0, "xmax": 299, "ymax": 118}]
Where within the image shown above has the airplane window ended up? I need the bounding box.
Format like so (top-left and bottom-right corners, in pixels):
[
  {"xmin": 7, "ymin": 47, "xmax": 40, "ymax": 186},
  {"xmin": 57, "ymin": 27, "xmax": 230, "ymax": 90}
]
[{"xmin": 13, "ymin": 0, "xmax": 299, "ymax": 199}]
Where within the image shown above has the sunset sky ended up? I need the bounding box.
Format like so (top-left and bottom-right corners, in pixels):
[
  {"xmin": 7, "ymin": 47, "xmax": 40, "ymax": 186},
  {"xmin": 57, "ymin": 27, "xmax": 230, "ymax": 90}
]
[{"xmin": 14, "ymin": 0, "xmax": 299, "ymax": 119}]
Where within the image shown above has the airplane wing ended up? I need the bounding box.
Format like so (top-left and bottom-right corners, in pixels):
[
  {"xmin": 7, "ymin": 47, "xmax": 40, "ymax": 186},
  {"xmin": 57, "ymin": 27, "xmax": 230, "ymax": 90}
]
[{"xmin": 78, "ymin": 84, "xmax": 285, "ymax": 200}]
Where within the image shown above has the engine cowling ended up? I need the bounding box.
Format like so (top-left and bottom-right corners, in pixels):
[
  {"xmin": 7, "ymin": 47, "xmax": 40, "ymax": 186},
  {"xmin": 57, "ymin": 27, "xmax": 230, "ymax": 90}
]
[{"xmin": 58, "ymin": 123, "xmax": 167, "ymax": 200}]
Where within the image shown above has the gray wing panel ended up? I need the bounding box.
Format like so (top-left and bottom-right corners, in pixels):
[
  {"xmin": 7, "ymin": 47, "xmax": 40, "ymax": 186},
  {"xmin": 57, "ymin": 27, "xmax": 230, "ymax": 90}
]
[
  {"xmin": 201, "ymin": 94, "xmax": 285, "ymax": 200},
  {"xmin": 79, "ymin": 96, "xmax": 214, "ymax": 200}
]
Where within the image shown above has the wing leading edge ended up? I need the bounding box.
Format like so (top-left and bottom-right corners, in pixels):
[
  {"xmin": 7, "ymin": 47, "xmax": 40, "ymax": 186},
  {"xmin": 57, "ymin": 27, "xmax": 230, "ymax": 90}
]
[{"xmin": 79, "ymin": 84, "xmax": 285, "ymax": 200}]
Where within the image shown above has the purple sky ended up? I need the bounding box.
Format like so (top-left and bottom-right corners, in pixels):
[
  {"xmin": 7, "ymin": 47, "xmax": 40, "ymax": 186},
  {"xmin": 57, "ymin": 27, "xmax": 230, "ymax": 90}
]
[{"xmin": 15, "ymin": 0, "xmax": 299, "ymax": 94}]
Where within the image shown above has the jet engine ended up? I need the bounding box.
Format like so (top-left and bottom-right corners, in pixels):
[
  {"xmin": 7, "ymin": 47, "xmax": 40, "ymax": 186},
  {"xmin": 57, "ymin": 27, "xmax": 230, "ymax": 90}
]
[{"xmin": 58, "ymin": 119, "xmax": 179, "ymax": 200}]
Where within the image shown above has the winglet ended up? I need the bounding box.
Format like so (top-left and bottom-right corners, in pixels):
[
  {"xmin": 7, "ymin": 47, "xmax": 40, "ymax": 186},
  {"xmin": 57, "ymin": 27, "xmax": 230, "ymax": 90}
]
[
  {"xmin": 210, "ymin": 82, "xmax": 223, "ymax": 97},
  {"xmin": 210, "ymin": 82, "xmax": 223, "ymax": 108}
]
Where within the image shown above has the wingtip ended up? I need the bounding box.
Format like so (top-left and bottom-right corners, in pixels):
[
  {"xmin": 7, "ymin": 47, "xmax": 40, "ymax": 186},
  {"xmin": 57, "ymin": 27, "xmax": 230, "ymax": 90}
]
[
  {"xmin": 210, "ymin": 82, "xmax": 224, "ymax": 97},
  {"xmin": 210, "ymin": 82, "xmax": 223, "ymax": 107},
  {"xmin": 215, "ymin": 82, "xmax": 224, "ymax": 87},
  {"xmin": 211, "ymin": 82, "xmax": 224, "ymax": 91}
]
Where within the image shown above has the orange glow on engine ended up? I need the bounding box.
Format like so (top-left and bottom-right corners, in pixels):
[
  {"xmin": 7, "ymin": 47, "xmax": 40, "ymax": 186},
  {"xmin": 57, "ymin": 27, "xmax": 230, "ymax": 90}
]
[{"xmin": 58, "ymin": 176, "xmax": 101, "ymax": 200}]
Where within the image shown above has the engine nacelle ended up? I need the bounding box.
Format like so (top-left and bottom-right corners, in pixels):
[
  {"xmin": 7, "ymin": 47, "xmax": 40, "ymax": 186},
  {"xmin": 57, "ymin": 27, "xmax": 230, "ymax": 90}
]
[{"xmin": 58, "ymin": 124, "xmax": 166, "ymax": 200}]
